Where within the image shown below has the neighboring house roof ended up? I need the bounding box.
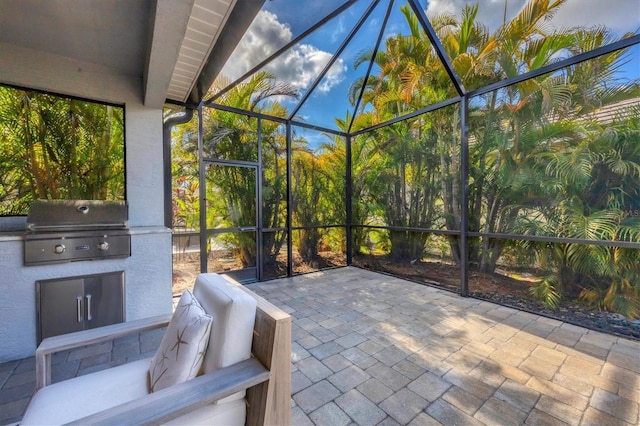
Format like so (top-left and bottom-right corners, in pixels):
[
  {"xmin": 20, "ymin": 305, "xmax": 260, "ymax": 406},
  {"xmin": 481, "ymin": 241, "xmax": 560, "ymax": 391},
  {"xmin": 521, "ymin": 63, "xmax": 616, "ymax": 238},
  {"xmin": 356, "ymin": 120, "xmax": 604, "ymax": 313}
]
[{"xmin": 579, "ymin": 97, "xmax": 640, "ymax": 124}]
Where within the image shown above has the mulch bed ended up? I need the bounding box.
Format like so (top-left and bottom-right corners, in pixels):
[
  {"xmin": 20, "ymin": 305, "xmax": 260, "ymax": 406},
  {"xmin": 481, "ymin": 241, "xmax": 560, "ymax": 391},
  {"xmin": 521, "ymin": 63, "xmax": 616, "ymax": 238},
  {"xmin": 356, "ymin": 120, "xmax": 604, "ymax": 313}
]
[{"xmin": 174, "ymin": 251, "xmax": 640, "ymax": 340}]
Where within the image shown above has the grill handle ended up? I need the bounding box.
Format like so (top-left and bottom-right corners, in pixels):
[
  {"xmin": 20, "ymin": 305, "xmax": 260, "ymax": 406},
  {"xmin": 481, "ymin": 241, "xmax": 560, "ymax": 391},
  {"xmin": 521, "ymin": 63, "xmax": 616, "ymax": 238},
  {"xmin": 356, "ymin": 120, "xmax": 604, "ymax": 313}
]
[{"xmin": 76, "ymin": 297, "xmax": 83, "ymax": 323}]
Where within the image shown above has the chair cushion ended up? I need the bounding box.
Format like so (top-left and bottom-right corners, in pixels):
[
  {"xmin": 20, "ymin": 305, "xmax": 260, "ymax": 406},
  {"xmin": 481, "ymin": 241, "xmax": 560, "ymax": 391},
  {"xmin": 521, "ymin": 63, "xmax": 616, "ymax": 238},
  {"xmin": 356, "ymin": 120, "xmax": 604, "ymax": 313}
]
[
  {"xmin": 20, "ymin": 358, "xmax": 151, "ymax": 425},
  {"xmin": 149, "ymin": 290, "xmax": 212, "ymax": 392},
  {"xmin": 165, "ymin": 397, "xmax": 246, "ymax": 425},
  {"xmin": 20, "ymin": 358, "xmax": 247, "ymax": 426},
  {"xmin": 193, "ymin": 274, "xmax": 257, "ymax": 373}
]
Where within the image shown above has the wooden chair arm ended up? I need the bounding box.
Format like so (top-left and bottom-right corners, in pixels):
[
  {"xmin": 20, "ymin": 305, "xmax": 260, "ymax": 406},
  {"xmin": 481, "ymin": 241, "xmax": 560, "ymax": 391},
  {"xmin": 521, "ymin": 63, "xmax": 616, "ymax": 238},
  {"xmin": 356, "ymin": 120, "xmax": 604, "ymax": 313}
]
[
  {"xmin": 36, "ymin": 313, "xmax": 173, "ymax": 390},
  {"xmin": 66, "ymin": 358, "xmax": 270, "ymax": 426}
]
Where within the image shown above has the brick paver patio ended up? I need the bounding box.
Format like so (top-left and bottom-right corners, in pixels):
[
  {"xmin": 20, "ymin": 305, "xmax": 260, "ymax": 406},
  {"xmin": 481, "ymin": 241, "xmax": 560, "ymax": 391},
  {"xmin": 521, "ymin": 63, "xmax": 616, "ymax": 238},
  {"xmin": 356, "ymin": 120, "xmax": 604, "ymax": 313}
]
[
  {"xmin": 1, "ymin": 267, "xmax": 639, "ymax": 425},
  {"xmin": 249, "ymin": 267, "xmax": 639, "ymax": 425}
]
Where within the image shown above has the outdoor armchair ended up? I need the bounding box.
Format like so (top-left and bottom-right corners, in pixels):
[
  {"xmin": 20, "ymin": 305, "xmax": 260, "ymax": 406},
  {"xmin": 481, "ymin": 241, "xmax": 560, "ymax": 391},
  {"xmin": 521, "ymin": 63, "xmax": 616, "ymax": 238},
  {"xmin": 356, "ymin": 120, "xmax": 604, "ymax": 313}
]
[{"xmin": 19, "ymin": 273, "xmax": 291, "ymax": 425}]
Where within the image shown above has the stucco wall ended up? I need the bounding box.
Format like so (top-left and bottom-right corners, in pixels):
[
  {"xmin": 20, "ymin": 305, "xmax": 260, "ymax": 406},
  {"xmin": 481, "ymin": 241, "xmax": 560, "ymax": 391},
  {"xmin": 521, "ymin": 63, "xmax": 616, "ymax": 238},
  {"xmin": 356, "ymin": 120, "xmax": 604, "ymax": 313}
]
[{"xmin": 0, "ymin": 43, "xmax": 173, "ymax": 362}]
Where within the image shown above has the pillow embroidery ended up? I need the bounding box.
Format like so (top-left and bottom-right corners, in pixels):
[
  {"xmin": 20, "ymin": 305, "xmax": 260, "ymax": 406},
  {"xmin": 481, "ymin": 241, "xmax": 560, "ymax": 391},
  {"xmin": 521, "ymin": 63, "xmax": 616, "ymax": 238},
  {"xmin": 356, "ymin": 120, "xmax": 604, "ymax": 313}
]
[{"xmin": 149, "ymin": 290, "xmax": 212, "ymax": 392}]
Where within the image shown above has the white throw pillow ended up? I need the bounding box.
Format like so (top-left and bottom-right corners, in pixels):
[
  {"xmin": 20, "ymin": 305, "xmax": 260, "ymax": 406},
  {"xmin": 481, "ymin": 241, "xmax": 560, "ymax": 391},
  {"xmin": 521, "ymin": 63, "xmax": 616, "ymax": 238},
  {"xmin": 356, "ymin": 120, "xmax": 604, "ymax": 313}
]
[{"xmin": 149, "ymin": 290, "xmax": 213, "ymax": 392}]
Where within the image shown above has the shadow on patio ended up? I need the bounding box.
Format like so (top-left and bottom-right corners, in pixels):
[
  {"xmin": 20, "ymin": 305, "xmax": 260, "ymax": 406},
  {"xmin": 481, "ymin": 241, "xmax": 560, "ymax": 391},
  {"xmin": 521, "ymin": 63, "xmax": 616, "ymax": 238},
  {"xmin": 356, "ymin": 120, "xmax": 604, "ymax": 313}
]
[
  {"xmin": 1, "ymin": 267, "xmax": 639, "ymax": 425},
  {"xmin": 248, "ymin": 267, "xmax": 639, "ymax": 425}
]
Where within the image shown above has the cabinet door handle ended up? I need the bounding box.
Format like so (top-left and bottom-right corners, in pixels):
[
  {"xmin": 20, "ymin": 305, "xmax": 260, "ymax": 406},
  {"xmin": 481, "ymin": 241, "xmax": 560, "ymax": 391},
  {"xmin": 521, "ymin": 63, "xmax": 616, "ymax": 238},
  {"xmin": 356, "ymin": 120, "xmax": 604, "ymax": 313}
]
[
  {"xmin": 76, "ymin": 297, "xmax": 83, "ymax": 322},
  {"xmin": 86, "ymin": 294, "xmax": 92, "ymax": 321}
]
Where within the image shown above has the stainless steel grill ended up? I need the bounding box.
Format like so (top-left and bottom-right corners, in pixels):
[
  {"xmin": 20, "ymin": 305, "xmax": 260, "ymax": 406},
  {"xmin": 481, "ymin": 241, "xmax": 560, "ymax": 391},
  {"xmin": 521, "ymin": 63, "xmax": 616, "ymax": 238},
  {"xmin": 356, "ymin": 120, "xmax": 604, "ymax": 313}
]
[{"xmin": 24, "ymin": 200, "xmax": 131, "ymax": 265}]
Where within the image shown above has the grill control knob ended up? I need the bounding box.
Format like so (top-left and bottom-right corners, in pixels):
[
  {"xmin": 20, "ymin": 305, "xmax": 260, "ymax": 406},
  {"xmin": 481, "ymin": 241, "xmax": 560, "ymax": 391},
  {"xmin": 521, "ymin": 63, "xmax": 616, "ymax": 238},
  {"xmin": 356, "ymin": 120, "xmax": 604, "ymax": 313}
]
[
  {"xmin": 53, "ymin": 244, "xmax": 66, "ymax": 254},
  {"xmin": 97, "ymin": 242, "xmax": 109, "ymax": 251}
]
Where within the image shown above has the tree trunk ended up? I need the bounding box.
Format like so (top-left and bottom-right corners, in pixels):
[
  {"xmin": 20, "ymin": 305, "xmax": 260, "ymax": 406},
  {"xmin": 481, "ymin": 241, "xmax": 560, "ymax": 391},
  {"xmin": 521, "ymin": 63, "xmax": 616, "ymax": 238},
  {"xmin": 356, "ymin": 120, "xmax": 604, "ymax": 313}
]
[{"xmin": 299, "ymin": 228, "xmax": 321, "ymax": 263}]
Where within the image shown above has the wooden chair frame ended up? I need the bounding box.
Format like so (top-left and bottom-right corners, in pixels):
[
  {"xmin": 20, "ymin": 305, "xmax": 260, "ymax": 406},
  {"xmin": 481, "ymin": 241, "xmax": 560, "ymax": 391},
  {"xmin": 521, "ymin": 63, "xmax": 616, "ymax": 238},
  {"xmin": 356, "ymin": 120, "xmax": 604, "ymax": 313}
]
[{"xmin": 33, "ymin": 275, "xmax": 292, "ymax": 425}]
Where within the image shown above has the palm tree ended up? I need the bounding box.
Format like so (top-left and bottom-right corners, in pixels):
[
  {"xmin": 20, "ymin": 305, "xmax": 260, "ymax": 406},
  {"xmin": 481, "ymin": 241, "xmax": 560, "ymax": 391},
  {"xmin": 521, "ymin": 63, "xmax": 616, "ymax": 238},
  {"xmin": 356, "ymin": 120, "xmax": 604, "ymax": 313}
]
[
  {"xmin": 291, "ymin": 142, "xmax": 327, "ymax": 263},
  {"xmin": 199, "ymin": 71, "xmax": 298, "ymax": 267},
  {"xmin": 346, "ymin": 0, "xmax": 639, "ymax": 317},
  {"xmin": 0, "ymin": 86, "xmax": 124, "ymax": 215},
  {"xmin": 349, "ymin": 4, "xmax": 456, "ymax": 262},
  {"xmin": 259, "ymin": 117, "xmax": 288, "ymax": 271},
  {"xmin": 335, "ymin": 112, "xmax": 380, "ymax": 256},
  {"xmin": 521, "ymin": 111, "xmax": 640, "ymax": 316}
]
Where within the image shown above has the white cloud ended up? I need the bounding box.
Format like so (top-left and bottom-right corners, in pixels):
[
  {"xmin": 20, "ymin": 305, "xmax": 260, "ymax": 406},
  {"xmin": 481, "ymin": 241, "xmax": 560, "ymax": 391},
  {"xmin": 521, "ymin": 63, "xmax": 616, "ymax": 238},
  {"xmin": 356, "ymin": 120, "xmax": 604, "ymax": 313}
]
[
  {"xmin": 220, "ymin": 11, "xmax": 291, "ymax": 83},
  {"xmin": 425, "ymin": 0, "xmax": 638, "ymax": 35},
  {"xmin": 220, "ymin": 10, "xmax": 346, "ymax": 94},
  {"xmin": 549, "ymin": 0, "xmax": 639, "ymax": 34},
  {"xmin": 426, "ymin": 0, "xmax": 530, "ymax": 32},
  {"xmin": 425, "ymin": 0, "xmax": 461, "ymax": 18},
  {"xmin": 319, "ymin": 61, "xmax": 348, "ymax": 93},
  {"xmin": 331, "ymin": 15, "xmax": 347, "ymax": 43},
  {"xmin": 266, "ymin": 44, "xmax": 347, "ymax": 93}
]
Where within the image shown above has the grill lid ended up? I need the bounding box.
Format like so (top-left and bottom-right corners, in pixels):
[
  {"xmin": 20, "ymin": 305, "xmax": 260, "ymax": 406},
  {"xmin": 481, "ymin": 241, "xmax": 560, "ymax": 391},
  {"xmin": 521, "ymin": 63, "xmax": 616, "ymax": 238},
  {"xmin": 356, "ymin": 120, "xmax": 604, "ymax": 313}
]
[{"xmin": 26, "ymin": 200, "xmax": 128, "ymax": 232}]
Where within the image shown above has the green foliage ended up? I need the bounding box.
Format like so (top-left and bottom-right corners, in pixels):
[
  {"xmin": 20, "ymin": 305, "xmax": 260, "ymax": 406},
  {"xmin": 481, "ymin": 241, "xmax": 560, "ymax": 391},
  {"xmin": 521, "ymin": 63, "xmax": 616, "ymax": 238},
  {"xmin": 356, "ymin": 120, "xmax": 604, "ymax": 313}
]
[
  {"xmin": 171, "ymin": 115, "xmax": 200, "ymax": 232},
  {"xmin": 351, "ymin": 108, "xmax": 454, "ymax": 261},
  {"xmin": 580, "ymin": 276, "xmax": 640, "ymax": 319},
  {"xmin": 291, "ymin": 132, "xmax": 346, "ymax": 262},
  {"xmin": 171, "ymin": 71, "xmax": 348, "ymax": 268},
  {"xmin": 349, "ymin": 0, "xmax": 640, "ymax": 316},
  {"xmin": 0, "ymin": 87, "xmax": 125, "ymax": 215},
  {"xmin": 530, "ymin": 275, "xmax": 561, "ymax": 309},
  {"xmin": 168, "ymin": 0, "xmax": 640, "ymax": 319}
]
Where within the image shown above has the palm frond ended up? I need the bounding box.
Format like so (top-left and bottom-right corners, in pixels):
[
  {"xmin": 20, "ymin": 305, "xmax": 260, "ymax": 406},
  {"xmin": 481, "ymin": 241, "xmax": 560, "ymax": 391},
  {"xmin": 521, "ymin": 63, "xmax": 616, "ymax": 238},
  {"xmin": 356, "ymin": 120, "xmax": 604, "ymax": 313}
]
[{"xmin": 530, "ymin": 275, "xmax": 561, "ymax": 308}]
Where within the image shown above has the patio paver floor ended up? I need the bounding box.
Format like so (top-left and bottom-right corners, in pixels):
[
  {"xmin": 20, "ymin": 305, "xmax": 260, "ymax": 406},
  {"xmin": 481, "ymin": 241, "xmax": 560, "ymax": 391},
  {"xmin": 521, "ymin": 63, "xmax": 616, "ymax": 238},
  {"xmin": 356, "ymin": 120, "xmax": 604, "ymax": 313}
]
[
  {"xmin": 1, "ymin": 266, "xmax": 639, "ymax": 425},
  {"xmin": 252, "ymin": 267, "xmax": 639, "ymax": 426}
]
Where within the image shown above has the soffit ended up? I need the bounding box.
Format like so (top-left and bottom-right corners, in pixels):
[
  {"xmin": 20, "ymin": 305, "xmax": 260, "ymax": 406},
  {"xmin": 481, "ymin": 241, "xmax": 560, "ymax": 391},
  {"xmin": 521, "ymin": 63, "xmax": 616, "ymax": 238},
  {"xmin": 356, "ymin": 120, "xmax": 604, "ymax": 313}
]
[{"xmin": 0, "ymin": 0, "xmax": 243, "ymax": 107}]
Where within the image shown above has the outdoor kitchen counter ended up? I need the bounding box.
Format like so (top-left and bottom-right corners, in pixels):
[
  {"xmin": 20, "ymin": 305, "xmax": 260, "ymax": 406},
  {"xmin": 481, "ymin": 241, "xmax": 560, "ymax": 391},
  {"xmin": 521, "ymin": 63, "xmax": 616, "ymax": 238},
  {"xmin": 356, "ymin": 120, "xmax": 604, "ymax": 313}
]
[
  {"xmin": 0, "ymin": 232, "xmax": 23, "ymax": 241},
  {"xmin": 0, "ymin": 226, "xmax": 173, "ymax": 363},
  {"xmin": 128, "ymin": 226, "xmax": 170, "ymax": 235}
]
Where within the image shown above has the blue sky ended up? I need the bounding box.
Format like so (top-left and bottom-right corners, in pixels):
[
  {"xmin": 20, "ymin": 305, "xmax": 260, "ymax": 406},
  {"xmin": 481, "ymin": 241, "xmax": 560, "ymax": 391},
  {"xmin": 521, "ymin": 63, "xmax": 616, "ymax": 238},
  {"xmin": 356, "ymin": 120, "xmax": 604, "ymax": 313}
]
[{"xmin": 217, "ymin": 0, "xmax": 640, "ymax": 139}]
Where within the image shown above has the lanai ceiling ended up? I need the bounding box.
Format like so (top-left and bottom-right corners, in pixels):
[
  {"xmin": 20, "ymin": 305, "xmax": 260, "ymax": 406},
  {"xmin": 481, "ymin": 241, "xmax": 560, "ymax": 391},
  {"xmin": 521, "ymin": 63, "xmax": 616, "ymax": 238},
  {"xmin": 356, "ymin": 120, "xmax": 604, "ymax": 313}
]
[
  {"xmin": 1, "ymin": 0, "xmax": 637, "ymax": 115},
  {"xmin": 0, "ymin": 0, "xmax": 264, "ymax": 107}
]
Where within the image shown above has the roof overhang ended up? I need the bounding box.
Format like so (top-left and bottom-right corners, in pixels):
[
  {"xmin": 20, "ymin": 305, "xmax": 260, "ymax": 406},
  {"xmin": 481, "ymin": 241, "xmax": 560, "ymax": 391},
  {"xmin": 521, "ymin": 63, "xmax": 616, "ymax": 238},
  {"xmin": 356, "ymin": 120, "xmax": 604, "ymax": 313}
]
[{"xmin": 0, "ymin": 0, "xmax": 264, "ymax": 108}]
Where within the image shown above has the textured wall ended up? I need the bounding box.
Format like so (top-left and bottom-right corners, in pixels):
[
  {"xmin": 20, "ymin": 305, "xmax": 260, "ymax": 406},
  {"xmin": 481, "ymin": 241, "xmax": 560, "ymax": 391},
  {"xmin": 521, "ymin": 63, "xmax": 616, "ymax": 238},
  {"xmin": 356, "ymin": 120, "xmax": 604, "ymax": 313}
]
[{"xmin": 0, "ymin": 230, "xmax": 172, "ymax": 362}]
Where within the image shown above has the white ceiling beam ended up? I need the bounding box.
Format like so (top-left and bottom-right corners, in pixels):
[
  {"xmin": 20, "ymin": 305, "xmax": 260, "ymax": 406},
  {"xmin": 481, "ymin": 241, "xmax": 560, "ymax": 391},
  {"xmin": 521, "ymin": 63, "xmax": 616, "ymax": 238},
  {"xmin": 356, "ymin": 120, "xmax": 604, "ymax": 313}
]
[{"xmin": 143, "ymin": 0, "xmax": 195, "ymax": 108}]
